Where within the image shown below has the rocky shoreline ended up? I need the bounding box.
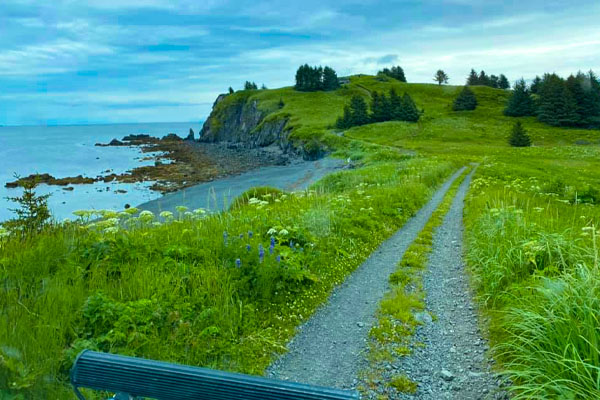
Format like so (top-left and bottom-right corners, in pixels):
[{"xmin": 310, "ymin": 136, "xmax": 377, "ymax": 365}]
[{"xmin": 5, "ymin": 131, "xmax": 295, "ymax": 194}]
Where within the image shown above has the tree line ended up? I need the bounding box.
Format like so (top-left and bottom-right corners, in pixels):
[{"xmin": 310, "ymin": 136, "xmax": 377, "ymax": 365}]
[
  {"xmin": 467, "ymin": 69, "xmax": 510, "ymax": 89},
  {"xmin": 505, "ymin": 71, "xmax": 600, "ymax": 128},
  {"xmin": 377, "ymin": 66, "xmax": 407, "ymax": 82},
  {"xmin": 336, "ymin": 89, "xmax": 420, "ymax": 129},
  {"xmin": 294, "ymin": 64, "xmax": 340, "ymax": 92}
]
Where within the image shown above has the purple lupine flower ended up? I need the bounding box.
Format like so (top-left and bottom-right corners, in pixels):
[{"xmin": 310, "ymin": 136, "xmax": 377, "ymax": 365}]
[
  {"xmin": 223, "ymin": 231, "xmax": 228, "ymax": 245},
  {"xmin": 239, "ymin": 233, "xmax": 244, "ymax": 239},
  {"xmin": 248, "ymin": 231, "xmax": 253, "ymax": 238},
  {"xmin": 259, "ymin": 244, "xmax": 265, "ymax": 263},
  {"xmin": 276, "ymin": 255, "xmax": 281, "ymax": 264},
  {"xmin": 270, "ymin": 237, "xmax": 276, "ymax": 247},
  {"xmin": 289, "ymin": 240, "xmax": 294, "ymax": 249},
  {"xmin": 235, "ymin": 259, "xmax": 241, "ymax": 268},
  {"xmin": 246, "ymin": 244, "xmax": 251, "ymax": 252},
  {"xmin": 269, "ymin": 244, "xmax": 274, "ymax": 255}
]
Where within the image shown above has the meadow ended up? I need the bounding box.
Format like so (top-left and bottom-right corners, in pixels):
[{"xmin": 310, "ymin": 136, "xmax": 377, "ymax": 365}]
[{"xmin": 2, "ymin": 74, "xmax": 600, "ymax": 398}]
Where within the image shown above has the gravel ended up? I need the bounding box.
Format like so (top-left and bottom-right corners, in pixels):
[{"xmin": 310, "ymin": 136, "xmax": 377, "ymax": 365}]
[
  {"xmin": 391, "ymin": 168, "xmax": 508, "ymax": 400},
  {"xmin": 266, "ymin": 167, "xmax": 466, "ymax": 389}
]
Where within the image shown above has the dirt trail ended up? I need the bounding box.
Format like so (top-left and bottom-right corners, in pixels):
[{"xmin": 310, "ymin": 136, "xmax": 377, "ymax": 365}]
[
  {"xmin": 266, "ymin": 168, "xmax": 466, "ymax": 389},
  {"xmin": 395, "ymin": 168, "xmax": 505, "ymax": 400}
]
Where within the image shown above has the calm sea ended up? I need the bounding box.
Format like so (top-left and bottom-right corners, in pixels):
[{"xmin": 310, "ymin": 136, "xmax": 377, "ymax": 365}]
[{"xmin": 0, "ymin": 122, "xmax": 202, "ymax": 223}]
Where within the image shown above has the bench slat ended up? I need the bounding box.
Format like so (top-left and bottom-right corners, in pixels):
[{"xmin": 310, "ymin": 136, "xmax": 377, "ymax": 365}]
[{"xmin": 71, "ymin": 350, "xmax": 359, "ymax": 400}]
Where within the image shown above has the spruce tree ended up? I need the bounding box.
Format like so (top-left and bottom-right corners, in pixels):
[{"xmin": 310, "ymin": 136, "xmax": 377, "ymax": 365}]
[
  {"xmin": 498, "ymin": 74, "xmax": 510, "ymax": 89},
  {"xmin": 530, "ymin": 76, "xmax": 542, "ymax": 94},
  {"xmin": 349, "ymin": 96, "xmax": 370, "ymax": 126},
  {"xmin": 335, "ymin": 105, "xmax": 352, "ymax": 129},
  {"xmin": 490, "ymin": 75, "xmax": 499, "ymax": 88},
  {"xmin": 537, "ymin": 74, "xmax": 578, "ymax": 127},
  {"xmin": 467, "ymin": 69, "xmax": 479, "ymax": 85},
  {"xmin": 322, "ymin": 66, "xmax": 340, "ymax": 91},
  {"xmin": 228, "ymin": 87, "xmax": 234, "ymax": 94},
  {"xmin": 509, "ymin": 121, "xmax": 531, "ymax": 147},
  {"xmin": 389, "ymin": 88, "xmax": 403, "ymax": 120},
  {"xmin": 478, "ymin": 71, "xmax": 490, "ymax": 87},
  {"xmin": 434, "ymin": 70, "xmax": 449, "ymax": 85},
  {"xmin": 379, "ymin": 66, "xmax": 407, "ymax": 82},
  {"xmin": 504, "ymin": 78, "xmax": 535, "ymax": 117},
  {"xmin": 566, "ymin": 73, "xmax": 586, "ymax": 125},
  {"xmin": 581, "ymin": 70, "xmax": 600, "ymax": 126},
  {"xmin": 370, "ymin": 92, "xmax": 385, "ymax": 123},
  {"xmin": 400, "ymin": 93, "xmax": 420, "ymax": 122},
  {"xmin": 452, "ymin": 86, "xmax": 477, "ymax": 111}
]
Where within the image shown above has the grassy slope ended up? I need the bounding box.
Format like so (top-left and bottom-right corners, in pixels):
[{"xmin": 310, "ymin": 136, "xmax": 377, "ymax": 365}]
[{"xmin": 2, "ymin": 75, "xmax": 600, "ymax": 398}]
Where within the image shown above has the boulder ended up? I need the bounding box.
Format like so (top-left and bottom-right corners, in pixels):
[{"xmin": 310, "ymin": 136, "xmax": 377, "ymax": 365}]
[
  {"xmin": 185, "ymin": 128, "xmax": 195, "ymax": 141},
  {"xmin": 161, "ymin": 133, "xmax": 183, "ymax": 141},
  {"xmin": 109, "ymin": 138, "xmax": 124, "ymax": 146}
]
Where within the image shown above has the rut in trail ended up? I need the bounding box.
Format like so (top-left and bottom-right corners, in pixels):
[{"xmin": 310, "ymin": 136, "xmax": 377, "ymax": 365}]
[
  {"xmin": 266, "ymin": 167, "xmax": 466, "ymax": 389},
  {"xmin": 395, "ymin": 168, "xmax": 505, "ymax": 400}
]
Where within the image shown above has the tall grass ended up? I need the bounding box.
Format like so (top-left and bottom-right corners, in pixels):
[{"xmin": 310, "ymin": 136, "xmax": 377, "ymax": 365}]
[
  {"xmin": 0, "ymin": 158, "xmax": 454, "ymax": 398},
  {"xmin": 465, "ymin": 160, "xmax": 600, "ymax": 398}
]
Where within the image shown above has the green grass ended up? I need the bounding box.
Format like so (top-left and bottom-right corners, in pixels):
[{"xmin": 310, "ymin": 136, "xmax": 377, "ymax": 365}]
[
  {"xmin": 0, "ymin": 157, "xmax": 454, "ymax": 398},
  {"xmin": 3, "ymin": 74, "xmax": 600, "ymax": 398}
]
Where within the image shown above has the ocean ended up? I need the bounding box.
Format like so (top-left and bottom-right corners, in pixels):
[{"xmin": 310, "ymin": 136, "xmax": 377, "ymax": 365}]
[{"xmin": 0, "ymin": 122, "xmax": 202, "ymax": 223}]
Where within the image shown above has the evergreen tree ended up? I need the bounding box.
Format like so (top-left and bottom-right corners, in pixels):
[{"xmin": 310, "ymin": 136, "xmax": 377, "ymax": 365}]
[
  {"xmin": 508, "ymin": 121, "xmax": 532, "ymax": 147},
  {"xmin": 504, "ymin": 78, "xmax": 535, "ymax": 117},
  {"xmin": 581, "ymin": 70, "xmax": 600, "ymax": 126},
  {"xmin": 370, "ymin": 91, "xmax": 392, "ymax": 122},
  {"xmin": 389, "ymin": 88, "xmax": 403, "ymax": 120},
  {"xmin": 400, "ymin": 93, "xmax": 420, "ymax": 122},
  {"xmin": 530, "ymin": 76, "xmax": 542, "ymax": 94},
  {"xmin": 228, "ymin": 87, "xmax": 234, "ymax": 94},
  {"xmin": 335, "ymin": 105, "xmax": 352, "ymax": 129},
  {"xmin": 537, "ymin": 73, "xmax": 578, "ymax": 126},
  {"xmin": 244, "ymin": 81, "xmax": 258, "ymax": 90},
  {"xmin": 478, "ymin": 71, "xmax": 490, "ymax": 86},
  {"xmin": 261, "ymin": 83, "xmax": 267, "ymax": 90},
  {"xmin": 349, "ymin": 95, "xmax": 370, "ymax": 126},
  {"xmin": 434, "ymin": 70, "xmax": 449, "ymax": 85},
  {"xmin": 3, "ymin": 178, "xmax": 51, "ymax": 234},
  {"xmin": 278, "ymin": 98, "xmax": 285, "ymax": 109},
  {"xmin": 566, "ymin": 73, "xmax": 586, "ymax": 125},
  {"xmin": 489, "ymin": 75, "xmax": 499, "ymax": 88},
  {"xmin": 379, "ymin": 66, "xmax": 407, "ymax": 82},
  {"xmin": 322, "ymin": 66, "xmax": 340, "ymax": 91},
  {"xmin": 498, "ymin": 74, "xmax": 510, "ymax": 89},
  {"xmin": 467, "ymin": 69, "xmax": 479, "ymax": 85},
  {"xmin": 452, "ymin": 86, "xmax": 478, "ymax": 111}
]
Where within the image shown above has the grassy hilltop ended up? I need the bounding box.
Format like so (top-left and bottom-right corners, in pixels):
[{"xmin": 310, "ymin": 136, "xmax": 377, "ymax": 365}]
[{"xmin": 2, "ymin": 75, "xmax": 600, "ymax": 398}]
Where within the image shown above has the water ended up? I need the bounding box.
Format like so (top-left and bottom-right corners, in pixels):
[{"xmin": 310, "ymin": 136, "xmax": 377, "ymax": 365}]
[{"xmin": 0, "ymin": 122, "xmax": 201, "ymax": 223}]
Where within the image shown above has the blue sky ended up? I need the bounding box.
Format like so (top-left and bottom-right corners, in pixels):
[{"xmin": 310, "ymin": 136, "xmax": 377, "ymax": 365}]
[{"xmin": 1, "ymin": 0, "xmax": 599, "ymax": 126}]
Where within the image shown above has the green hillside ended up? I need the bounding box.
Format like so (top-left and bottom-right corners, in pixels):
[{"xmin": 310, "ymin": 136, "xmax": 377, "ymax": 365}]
[{"xmin": 2, "ymin": 75, "xmax": 600, "ymax": 398}]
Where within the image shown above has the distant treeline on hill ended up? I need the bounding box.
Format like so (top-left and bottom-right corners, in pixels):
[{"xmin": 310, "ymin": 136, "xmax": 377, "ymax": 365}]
[
  {"xmin": 505, "ymin": 71, "xmax": 600, "ymax": 128},
  {"xmin": 467, "ymin": 69, "xmax": 510, "ymax": 89},
  {"xmin": 377, "ymin": 66, "xmax": 407, "ymax": 82},
  {"xmin": 336, "ymin": 89, "xmax": 420, "ymax": 129},
  {"xmin": 294, "ymin": 64, "xmax": 340, "ymax": 92}
]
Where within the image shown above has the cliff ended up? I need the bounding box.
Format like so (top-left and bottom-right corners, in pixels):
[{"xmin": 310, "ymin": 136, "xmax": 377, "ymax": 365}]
[{"xmin": 199, "ymin": 92, "xmax": 295, "ymax": 154}]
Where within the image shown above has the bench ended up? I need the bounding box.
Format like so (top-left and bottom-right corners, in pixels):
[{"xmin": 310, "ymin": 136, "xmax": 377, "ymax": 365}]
[{"xmin": 70, "ymin": 350, "xmax": 360, "ymax": 400}]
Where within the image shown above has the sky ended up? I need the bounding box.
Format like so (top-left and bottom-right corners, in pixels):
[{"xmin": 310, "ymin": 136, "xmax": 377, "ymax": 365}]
[{"xmin": 0, "ymin": 0, "xmax": 599, "ymax": 126}]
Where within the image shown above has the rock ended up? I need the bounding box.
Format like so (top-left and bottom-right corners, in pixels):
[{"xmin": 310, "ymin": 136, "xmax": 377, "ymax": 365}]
[
  {"xmin": 357, "ymin": 322, "xmax": 365, "ymax": 328},
  {"xmin": 162, "ymin": 133, "xmax": 183, "ymax": 141},
  {"xmin": 122, "ymin": 134, "xmax": 150, "ymax": 141},
  {"xmin": 62, "ymin": 186, "xmax": 74, "ymax": 191},
  {"xmin": 440, "ymin": 369, "xmax": 455, "ymax": 381},
  {"xmin": 124, "ymin": 204, "xmax": 131, "ymax": 209},
  {"xmin": 109, "ymin": 138, "xmax": 124, "ymax": 146},
  {"xmin": 186, "ymin": 128, "xmax": 195, "ymax": 141},
  {"xmin": 415, "ymin": 311, "xmax": 433, "ymax": 324},
  {"xmin": 115, "ymin": 189, "xmax": 127, "ymax": 194}
]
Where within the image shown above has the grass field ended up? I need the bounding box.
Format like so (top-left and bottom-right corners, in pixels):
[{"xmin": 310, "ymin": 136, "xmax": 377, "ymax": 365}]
[{"xmin": 2, "ymin": 74, "xmax": 600, "ymax": 398}]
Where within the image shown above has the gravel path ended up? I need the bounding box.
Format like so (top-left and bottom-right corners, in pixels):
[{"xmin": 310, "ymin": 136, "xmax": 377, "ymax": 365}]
[
  {"xmin": 266, "ymin": 167, "xmax": 466, "ymax": 389},
  {"xmin": 395, "ymin": 168, "xmax": 506, "ymax": 400},
  {"xmin": 137, "ymin": 157, "xmax": 343, "ymax": 214}
]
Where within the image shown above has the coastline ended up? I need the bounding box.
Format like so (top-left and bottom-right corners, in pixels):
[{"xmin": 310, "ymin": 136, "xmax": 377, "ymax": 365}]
[{"xmin": 137, "ymin": 157, "xmax": 345, "ymax": 214}]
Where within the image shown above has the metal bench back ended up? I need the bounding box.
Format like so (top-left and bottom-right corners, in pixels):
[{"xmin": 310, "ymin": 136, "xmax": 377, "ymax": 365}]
[{"xmin": 71, "ymin": 350, "xmax": 359, "ymax": 400}]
